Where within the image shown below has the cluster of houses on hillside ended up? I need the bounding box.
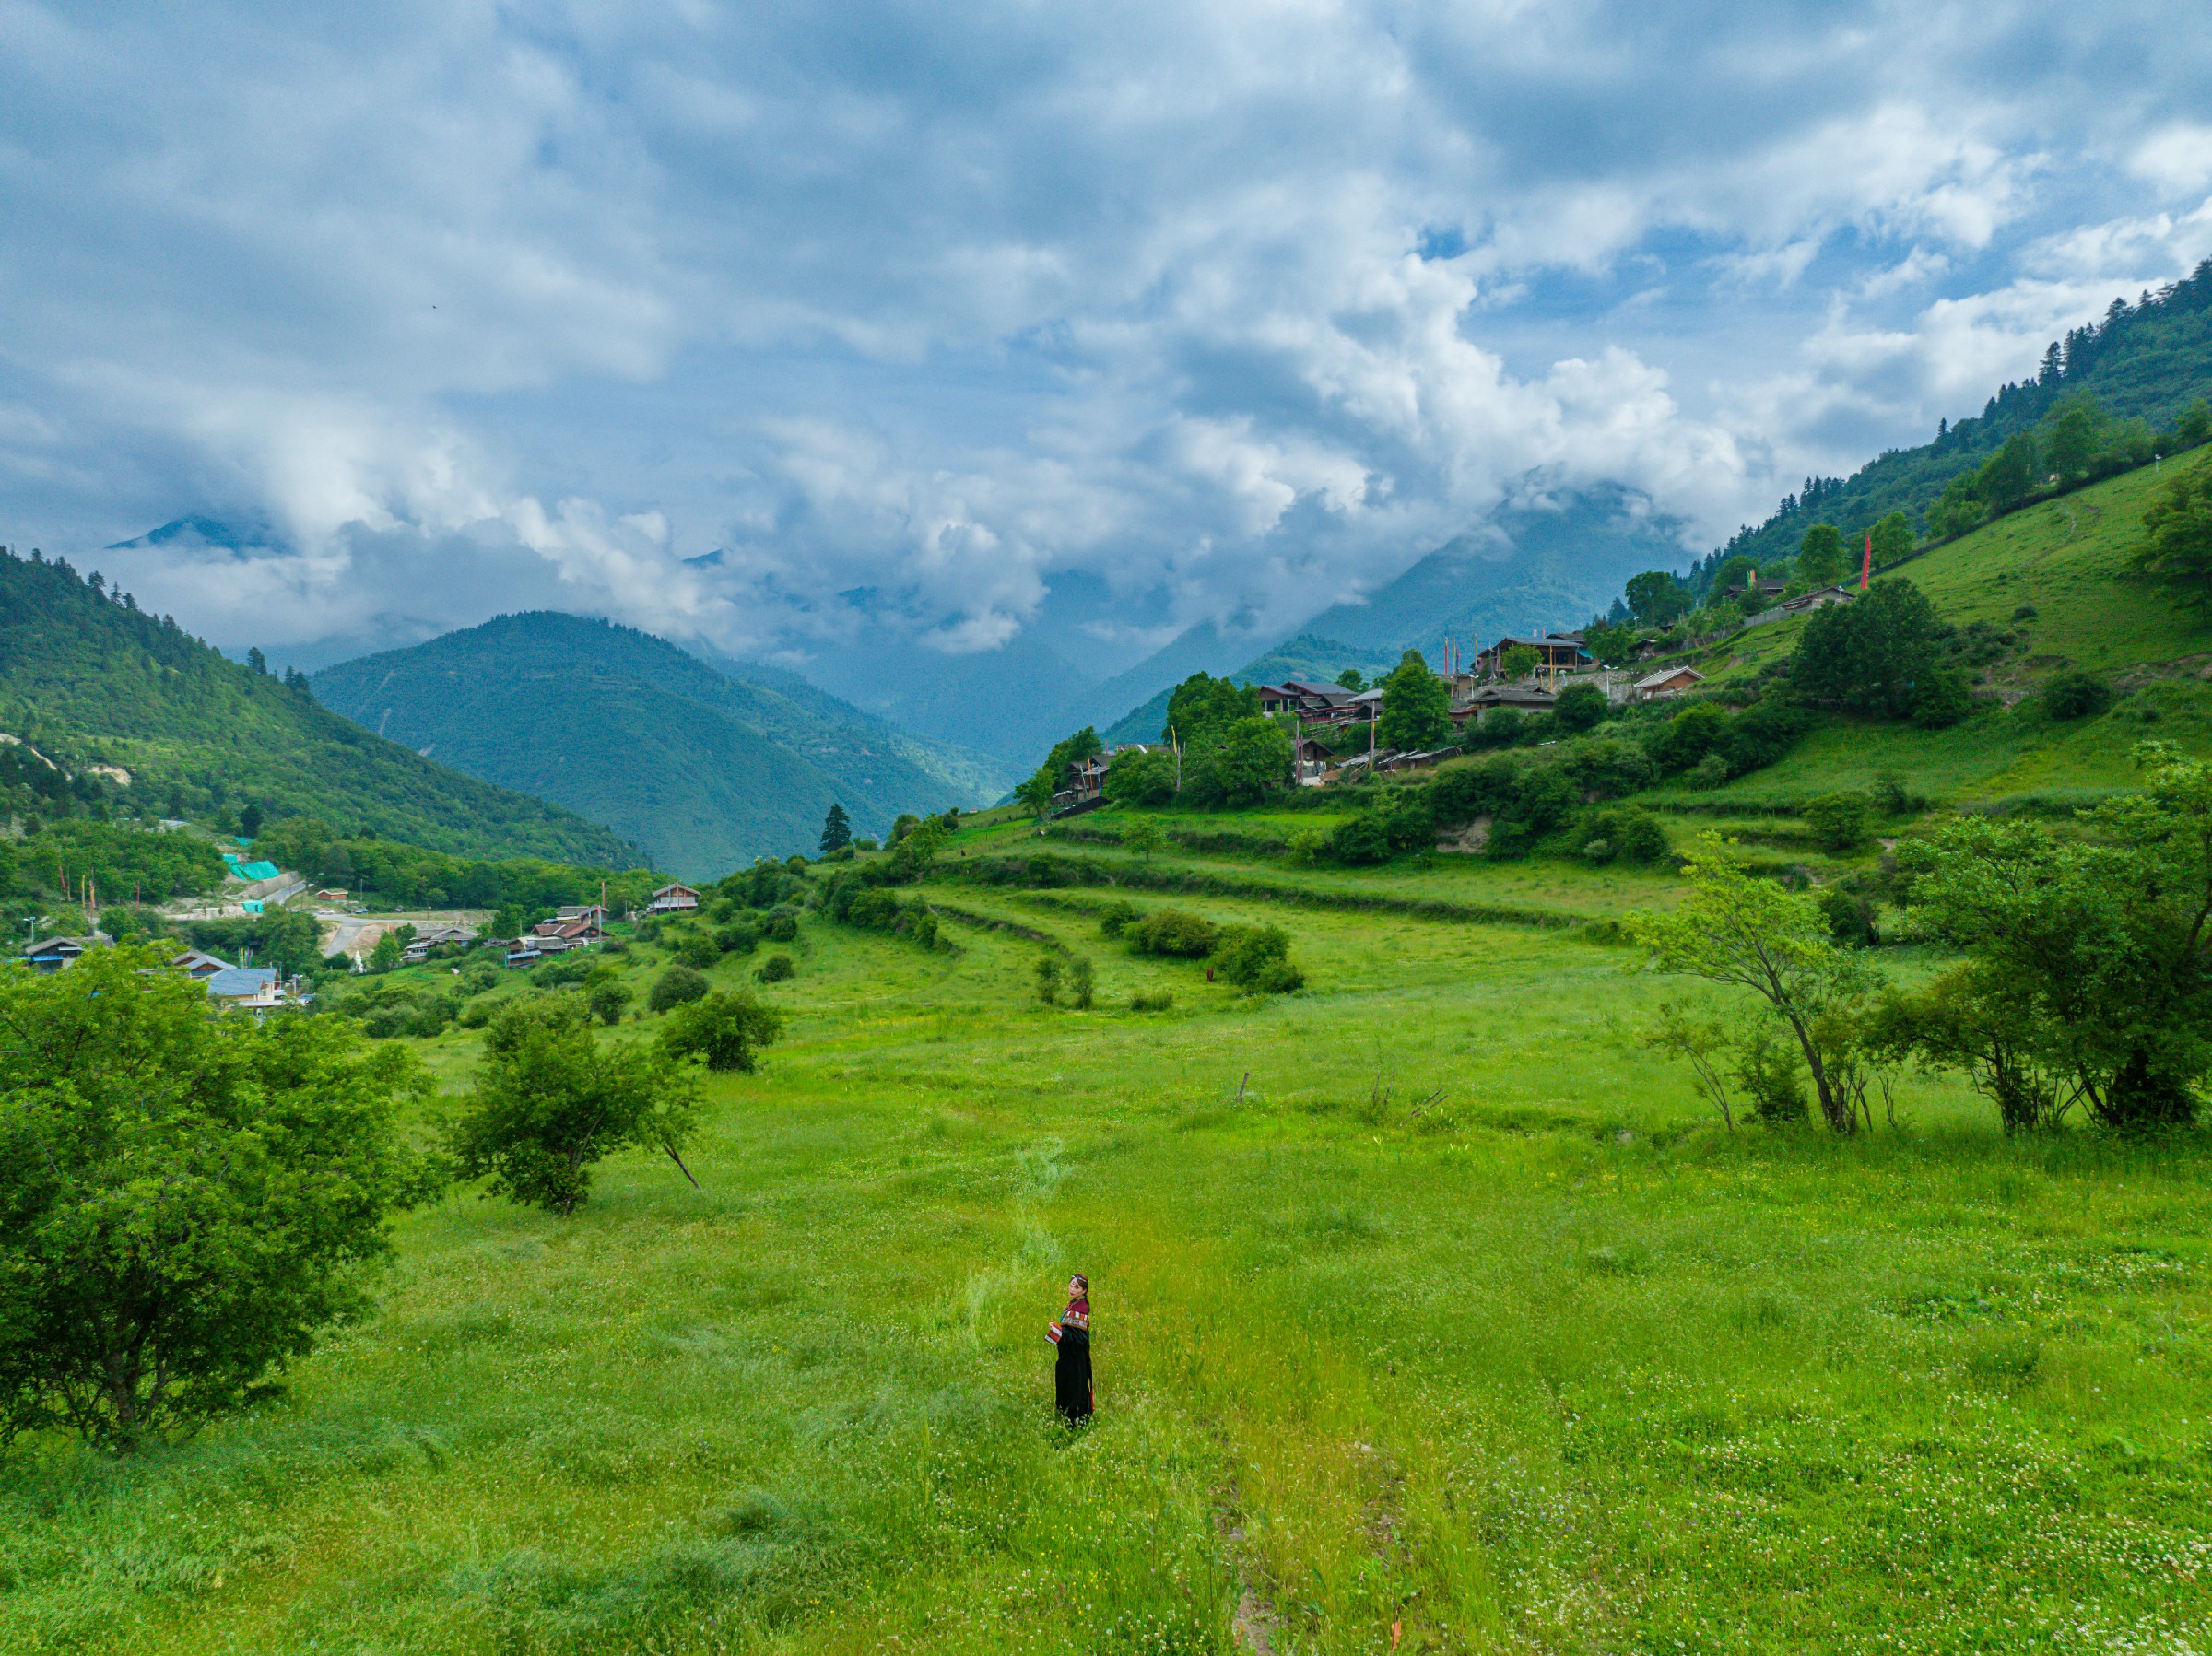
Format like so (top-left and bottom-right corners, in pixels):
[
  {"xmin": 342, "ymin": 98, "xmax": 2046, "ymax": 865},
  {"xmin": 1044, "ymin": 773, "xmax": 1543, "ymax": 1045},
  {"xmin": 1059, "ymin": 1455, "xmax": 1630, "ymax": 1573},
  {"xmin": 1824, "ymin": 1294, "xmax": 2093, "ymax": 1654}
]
[
  {"xmin": 18, "ymin": 933, "xmax": 313, "ymax": 1013},
  {"xmin": 1043, "ymin": 604, "xmax": 1859, "ymax": 811}
]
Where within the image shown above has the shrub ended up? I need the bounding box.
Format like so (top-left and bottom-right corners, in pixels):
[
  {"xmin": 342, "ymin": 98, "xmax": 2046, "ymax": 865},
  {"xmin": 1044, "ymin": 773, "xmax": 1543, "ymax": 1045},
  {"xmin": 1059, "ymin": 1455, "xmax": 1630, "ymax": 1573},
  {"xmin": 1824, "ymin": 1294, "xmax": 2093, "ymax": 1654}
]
[
  {"xmin": 660, "ymin": 990, "xmax": 783, "ymax": 1072},
  {"xmin": 1129, "ymin": 991, "xmax": 1174, "ymax": 1012},
  {"xmin": 912, "ymin": 911, "xmax": 939, "ymax": 950},
  {"xmin": 1578, "ymin": 806, "xmax": 1668, "ymax": 866},
  {"xmin": 1098, "ymin": 899, "xmax": 1144, "ymax": 938},
  {"xmin": 761, "ymin": 910, "xmax": 800, "ymax": 943},
  {"xmin": 714, "ymin": 921, "xmax": 760, "ymax": 955},
  {"xmin": 1651, "ymin": 703, "xmax": 1729, "ymax": 771},
  {"xmin": 1125, "ymin": 909, "xmax": 1221, "ymax": 957},
  {"xmin": 1211, "ymin": 923, "xmax": 1291, "ymax": 988},
  {"xmin": 1912, "ymin": 668, "xmax": 1975, "ymax": 729},
  {"xmin": 1734, "ymin": 1024, "xmax": 1809, "ymax": 1124},
  {"xmin": 1552, "ymin": 681, "xmax": 1608, "ymax": 733},
  {"xmin": 756, "ymin": 953, "xmax": 795, "ymax": 983},
  {"xmin": 2041, "ymin": 668, "xmax": 2112, "ymax": 721},
  {"xmin": 1326, "ymin": 814, "xmax": 1392, "ymax": 865},
  {"xmin": 1803, "ymin": 791, "xmax": 1871, "ymax": 852},
  {"xmin": 587, "ymin": 982, "xmax": 632, "ymax": 1026},
  {"xmin": 1688, "ymin": 753, "xmax": 1731, "ymax": 790},
  {"xmin": 1067, "ymin": 956, "xmax": 1095, "ymax": 1009},
  {"xmin": 1818, "ymin": 883, "xmax": 1879, "ymax": 947},
  {"xmin": 458, "ymin": 998, "xmax": 495, "ymax": 1029},
  {"xmin": 673, "ymin": 932, "xmax": 720, "ymax": 969},
  {"xmin": 535, "ymin": 953, "xmax": 598, "ymax": 988},
  {"xmin": 1102, "ymin": 749, "xmax": 1177, "ymax": 806},
  {"xmin": 649, "ymin": 964, "xmax": 711, "ymax": 1012},
  {"xmin": 1036, "ymin": 956, "xmax": 1061, "ymax": 1005}
]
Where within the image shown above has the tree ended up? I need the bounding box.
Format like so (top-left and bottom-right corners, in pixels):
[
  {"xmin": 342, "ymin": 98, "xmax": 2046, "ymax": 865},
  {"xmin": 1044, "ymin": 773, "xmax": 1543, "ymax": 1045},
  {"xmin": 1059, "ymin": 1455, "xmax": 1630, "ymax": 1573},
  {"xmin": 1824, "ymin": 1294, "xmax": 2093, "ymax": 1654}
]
[
  {"xmin": 888, "ymin": 813, "xmax": 952, "ymax": 880},
  {"xmin": 0, "ymin": 947, "xmax": 435, "ymax": 1450},
  {"xmin": 1625, "ymin": 570, "xmax": 1688, "ymax": 626},
  {"xmin": 1164, "ymin": 674, "xmax": 1260, "ymax": 746},
  {"xmin": 1796, "ymin": 524, "xmax": 1846, "ymax": 586},
  {"xmin": 1912, "ymin": 667, "xmax": 1975, "ymax": 729},
  {"xmin": 1376, "ymin": 650, "xmax": 1452, "ymax": 751},
  {"xmin": 2041, "ymin": 393, "xmax": 2104, "ymax": 482},
  {"xmin": 1638, "ymin": 997, "xmax": 1737, "ymax": 1128},
  {"xmin": 246, "ymin": 646, "xmax": 268, "ymax": 675},
  {"xmin": 1335, "ymin": 668, "xmax": 1366, "ymax": 691},
  {"xmin": 648, "ymin": 964, "xmax": 710, "ymax": 1012},
  {"xmin": 660, "ymin": 990, "xmax": 783, "ymax": 1072},
  {"xmin": 1869, "ymin": 511, "xmax": 1914, "ymax": 570},
  {"xmin": 1102, "ymin": 749, "xmax": 1176, "ymax": 807},
  {"xmin": 1927, "ymin": 474, "xmax": 1984, "ymax": 540},
  {"xmin": 2177, "ymin": 398, "xmax": 2212, "ymax": 450},
  {"xmin": 587, "ymin": 981, "xmax": 632, "ymax": 1025},
  {"xmin": 1791, "ymin": 578, "xmax": 1944, "ymax": 717},
  {"xmin": 1976, "ymin": 431, "xmax": 2039, "ymax": 511},
  {"xmin": 818, "ymin": 803, "xmax": 853, "ymax": 854},
  {"xmin": 1802, "ymin": 791, "xmax": 1870, "ymax": 852},
  {"xmin": 240, "ymin": 802, "xmax": 265, "ymax": 840},
  {"xmin": 1497, "ymin": 644, "xmax": 1542, "ymax": 682},
  {"xmin": 1187, "ymin": 717, "xmax": 1291, "ymax": 807},
  {"xmin": 367, "ymin": 930, "xmax": 404, "ymax": 973},
  {"xmin": 449, "ymin": 994, "xmax": 700, "ymax": 1216},
  {"xmin": 1123, "ymin": 817, "xmax": 1166, "ymax": 858},
  {"xmin": 890, "ymin": 813, "xmax": 921, "ymax": 841},
  {"xmin": 1035, "ymin": 956, "xmax": 1061, "ymax": 1005},
  {"xmin": 1629, "ymin": 840, "xmax": 1878, "ymax": 1133},
  {"xmin": 1582, "ymin": 620, "xmax": 1637, "ymax": 664},
  {"xmin": 1066, "ymin": 956, "xmax": 1096, "ymax": 1009},
  {"xmin": 1905, "ymin": 748, "xmax": 2212, "ymax": 1128},
  {"xmin": 1552, "ymin": 681, "xmax": 1607, "ymax": 734},
  {"xmin": 2133, "ymin": 456, "xmax": 2212, "ymax": 608}
]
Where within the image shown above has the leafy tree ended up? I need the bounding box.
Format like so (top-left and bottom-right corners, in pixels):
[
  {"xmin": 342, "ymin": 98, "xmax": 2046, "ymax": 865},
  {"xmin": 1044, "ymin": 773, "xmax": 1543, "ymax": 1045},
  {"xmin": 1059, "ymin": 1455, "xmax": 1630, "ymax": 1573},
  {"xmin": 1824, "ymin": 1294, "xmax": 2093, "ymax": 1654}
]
[
  {"xmin": 1497, "ymin": 644, "xmax": 1542, "ymax": 681},
  {"xmin": 1124, "ymin": 909, "xmax": 1220, "ymax": 957},
  {"xmin": 1629, "ymin": 840, "xmax": 1878, "ymax": 1133},
  {"xmin": 890, "ymin": 813, "xmax": 921, "ymax": 841},
  {"xmin": 1638, "ymin": 997, "xmax": 1738, "ymax": 1127},
  {"xmin": 1650, "ymin": 702, "xmax": 1729, "ymax": 772},
  {"xmin": 1870, "ymin": 967, "xmax": 2065, "ymax": 1134},
  {"xmin": 1926, "ymin": 474, "xmax": 1984, "ymax": 539},
  {"xmin": 1186, "ymin": 717, "xmax": 1291, "ymax": 808},
  {"xmin": 1123, "ymin": 817, "xmax": 1166, "ymax": 858},
  {"xmin": 1551, "ymin": 681, "xmax": 1607, "ymax": 734},
  {"xmin": 587, "ymin": 981, "xmax": 631, "ymax": 1026},
  {"xmin": 1625, "ymin": 570, "xmax": 1688, "ymax": 626},
  {"xmin": 1066, "ymin": 956, "xmax": 1095, "ymax": 1009},
  {"xmin": 1335, "ymin": 668, "xmax": 1366, "ymax": 691},
  {"xmin": 648, "ymin": 964, "xmax": 710, "ymax": 1012},
  {"xmin": 660, "ymin": 990, "xmax": 782, "ymax": 1071},
  {"xmin": 1035, "ymin": 956, "xmax": 1061, "ymax": 1005},
  {"xmin": 1802, "ymin": 791, "xmax": 1870, "ymax": 852},
  {"xmin": 1796, "ymin": 523, "xmax": 1846, "ymax": 586},
  {"xmin": 1164, "ymin": 674, "xmax": 1259, "ymax": 747},
  {"xmin": 239, "ymin": 802, "xmax": 265, "ymax": 840},
  {"xmin": 1912, "ymin": 667, "xmax": 1975, "ymax": 729},
  {"xmin": 1581, "ymin": 620, "xmax": 1637, "ymax": 664},
  {"xmin": 1975, "ymin": 431, "xmax": 2039, "ymax": 511},
  {"xmin": 1732, "ymin": 1024, "xmax": 1810, "ymax": 1123},
  {"xmin": 449, "ymin": 994, "xmax": 700, "ymax": 1216},
  {"xmin": 1904, "ymin": 747, "xmax": 2212, "ymax": 1128},
  {"xmin": 818, "ymin": 803, "xmax": 852, "ymax": 854},
  {"xmin": 2042, "ymin": 668, "xmax": 2112, "ymax": 720},
  {"xmin": 1211, "ymin": 923, "xmax": 1303, "ymax": 992},
  {"xmin": 1868, "ymin": 511, "xmax": 1914, "ymax": 570},
  {"xmin": 2176, "ymin": 398, "xmax": 2212, "ymax": 450},
  {"xmin": 1102, "ymin": 749, "xmax": 1176, "ymax": 807},
  {"xmin": 1376, "ymin": 651, "xmax": 1452, "ymax": 751},
  {"xmin": 0, "ymin": 947, "xmax": 435, "ymax": 1450},
  {"xmin": 756, "ymin": 953, "xmax": 794, "ymax": 982},
  {"xmin": 887, "ymin": 813, "xmax": 953, "ymax": 880},
  {"xmin": 2132, "ymin": 455, "xmax": 2212, "ymax": 607},
  {"xmin": 1791, "ymin": 579, "xmax": 1945, "ymax": 717},
  {"xmin": 2041, "ymin": 393, "xmax": 2105, "ymax": 482},
  {"xmin": 367, "ymin": 930, "xmax": 404, "ymax": 973}
]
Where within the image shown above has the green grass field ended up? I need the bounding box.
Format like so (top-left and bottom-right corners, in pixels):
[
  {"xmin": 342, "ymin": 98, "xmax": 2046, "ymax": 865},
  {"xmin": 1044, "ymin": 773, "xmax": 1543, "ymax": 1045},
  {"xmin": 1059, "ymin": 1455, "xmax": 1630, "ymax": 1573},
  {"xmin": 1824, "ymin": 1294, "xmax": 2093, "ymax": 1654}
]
[{"xmin": 8, "ymin": 839, "xmax": 2210, "ymax": 1656}]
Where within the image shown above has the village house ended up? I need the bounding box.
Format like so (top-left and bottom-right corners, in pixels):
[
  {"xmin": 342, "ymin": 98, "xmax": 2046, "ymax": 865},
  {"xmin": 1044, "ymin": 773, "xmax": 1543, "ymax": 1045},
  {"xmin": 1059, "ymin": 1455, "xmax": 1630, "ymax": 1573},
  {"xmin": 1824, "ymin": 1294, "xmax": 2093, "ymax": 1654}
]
[
  {"xmin": 646, "ymin": 883, "xmax": 701, "ymax": 914},
  {"xmin": 1781, "ymin": 584, "xmax": 1856, "ymax": 615},
  {"xmin": 171, "ymin": 946, "xmax": 233, "ymax": 978},
  {"xmin": 1257, "ymin": 680, "xmax": 1359, "ymax": 719},
  {"xmin": 19, "ymin": 935, "xmax": 94, "ymax": 972},
  {"xmin": 1451, "ymin": 683, "xmax": 1557, "ymax": 726},
  {"xmin": 1632, "ymin": 665, "xmax": 1706, "ymax": 702},
  {"xmin": 202, "ymin": 966, "xmax": 306, "ymax": 1015},
  {"xmin": 1472, "ymin": 634, "xmax": 1592, "ymax": 678},
  {"xmin": 403, "ymin": 922, "xmax": 480, "ymax": 963},
  {"xmin": 1725, "ymin": 576, "xmax": 1790, "ymax": 602}
]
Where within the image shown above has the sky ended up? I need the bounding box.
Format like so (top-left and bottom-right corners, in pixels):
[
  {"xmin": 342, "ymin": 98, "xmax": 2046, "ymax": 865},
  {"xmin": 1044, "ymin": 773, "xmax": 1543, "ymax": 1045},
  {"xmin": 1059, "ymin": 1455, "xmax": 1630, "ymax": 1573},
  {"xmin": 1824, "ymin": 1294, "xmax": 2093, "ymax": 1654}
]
[{"xmin": 5, "ymin": 0, "xmax": 2212, "ymax": 673}]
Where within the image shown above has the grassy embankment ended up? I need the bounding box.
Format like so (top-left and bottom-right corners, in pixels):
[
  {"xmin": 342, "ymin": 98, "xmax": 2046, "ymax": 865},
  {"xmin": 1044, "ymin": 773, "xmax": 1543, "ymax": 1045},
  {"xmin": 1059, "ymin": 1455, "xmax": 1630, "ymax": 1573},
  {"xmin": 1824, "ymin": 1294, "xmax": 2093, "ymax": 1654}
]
[{"xmin": 6, "ymin": 830, "xmax": 2209, "ymax": 1656}]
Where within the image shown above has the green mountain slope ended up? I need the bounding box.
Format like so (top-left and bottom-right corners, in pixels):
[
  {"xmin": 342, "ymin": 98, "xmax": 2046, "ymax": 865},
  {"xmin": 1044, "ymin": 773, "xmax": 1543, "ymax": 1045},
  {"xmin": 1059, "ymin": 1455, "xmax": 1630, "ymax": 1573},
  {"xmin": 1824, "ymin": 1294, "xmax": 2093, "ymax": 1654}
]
[
  {"xmin": 0, "ymin": 548, "xmax": 637, "ymax": 863},
  {"xmin": 1665, "ymin": 459, "xmax": 2212, "ymax": 805},
  {"xmin": 1700, "ymin": 260, "xmax": 2212, "ymax": 575},
  {"xmin": 312, "ymin": 613, "xmax": 999, "ymax": 877}
]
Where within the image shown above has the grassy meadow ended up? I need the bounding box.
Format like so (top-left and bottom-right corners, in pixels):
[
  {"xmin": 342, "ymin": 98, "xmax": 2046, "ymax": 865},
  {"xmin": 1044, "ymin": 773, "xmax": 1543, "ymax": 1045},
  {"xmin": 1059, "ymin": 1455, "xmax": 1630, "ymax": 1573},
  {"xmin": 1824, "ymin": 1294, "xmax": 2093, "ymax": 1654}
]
[{"xmin": 6, "ymin": 836, "xmax": 2211, "ymax": 1656}]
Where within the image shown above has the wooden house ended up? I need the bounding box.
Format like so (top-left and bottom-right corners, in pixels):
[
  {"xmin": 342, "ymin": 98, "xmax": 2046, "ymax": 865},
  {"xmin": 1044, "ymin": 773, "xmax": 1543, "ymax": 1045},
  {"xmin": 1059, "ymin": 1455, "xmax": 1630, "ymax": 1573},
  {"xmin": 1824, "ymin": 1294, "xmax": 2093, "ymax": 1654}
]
[
  {"xmin": 1632, "ymin": 665, "xmax": 1706, "ymax": 702},
  {"xmin": 646, "ymin": 883, "xmax": 701, "ymax": 914}
]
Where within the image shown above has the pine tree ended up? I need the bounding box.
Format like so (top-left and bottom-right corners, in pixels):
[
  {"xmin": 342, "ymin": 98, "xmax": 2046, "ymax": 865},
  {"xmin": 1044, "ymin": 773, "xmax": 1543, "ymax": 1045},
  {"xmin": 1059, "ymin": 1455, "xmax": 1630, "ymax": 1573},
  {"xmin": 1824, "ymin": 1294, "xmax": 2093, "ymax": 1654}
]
[{"xmin": 819, "ymin": 802, "xmax": 853, "ymax": 853}]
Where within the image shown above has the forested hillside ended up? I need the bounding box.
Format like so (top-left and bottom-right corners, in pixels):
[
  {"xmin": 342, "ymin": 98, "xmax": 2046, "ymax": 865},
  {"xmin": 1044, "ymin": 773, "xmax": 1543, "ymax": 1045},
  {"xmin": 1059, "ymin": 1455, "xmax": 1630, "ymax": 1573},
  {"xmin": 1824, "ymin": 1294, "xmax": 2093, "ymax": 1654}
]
[
  {"xmin": 313, "ymin": 613, "xmax": 997, "ymax": 878},
  {"xmin": 0, "ymin": 548, "xmax": 637, "ymax": 864},
  {"xmin": 1692, "ymin": 259, "xmax": 2212, "ymax": 580}
]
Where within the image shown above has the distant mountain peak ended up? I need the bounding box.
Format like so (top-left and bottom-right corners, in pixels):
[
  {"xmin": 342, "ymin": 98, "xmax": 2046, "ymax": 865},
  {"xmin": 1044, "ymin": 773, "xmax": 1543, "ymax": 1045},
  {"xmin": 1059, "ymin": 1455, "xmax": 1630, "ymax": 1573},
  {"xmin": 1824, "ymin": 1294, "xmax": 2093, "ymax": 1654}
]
[{"xmin": 107, "ymin": 514, "xmax": 284, "ymax": 554}]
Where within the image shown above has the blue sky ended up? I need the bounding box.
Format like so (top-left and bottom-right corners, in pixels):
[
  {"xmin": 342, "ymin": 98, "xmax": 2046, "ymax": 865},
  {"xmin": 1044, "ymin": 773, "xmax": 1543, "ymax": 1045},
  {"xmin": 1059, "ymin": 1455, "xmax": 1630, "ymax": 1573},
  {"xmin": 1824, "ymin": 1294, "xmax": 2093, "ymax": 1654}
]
[{"xmin": 4, "ymin": 0, "xmax": 2210, "ymax": 670}]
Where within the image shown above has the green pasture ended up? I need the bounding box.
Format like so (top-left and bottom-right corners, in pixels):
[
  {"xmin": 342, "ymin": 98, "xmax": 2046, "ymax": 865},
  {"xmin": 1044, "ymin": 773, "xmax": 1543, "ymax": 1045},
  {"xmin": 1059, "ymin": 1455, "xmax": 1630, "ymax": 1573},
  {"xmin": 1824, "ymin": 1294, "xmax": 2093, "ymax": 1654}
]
[{"xmin": 6, "ymin": 858, "xmax": 2209, "ymax": 1656}]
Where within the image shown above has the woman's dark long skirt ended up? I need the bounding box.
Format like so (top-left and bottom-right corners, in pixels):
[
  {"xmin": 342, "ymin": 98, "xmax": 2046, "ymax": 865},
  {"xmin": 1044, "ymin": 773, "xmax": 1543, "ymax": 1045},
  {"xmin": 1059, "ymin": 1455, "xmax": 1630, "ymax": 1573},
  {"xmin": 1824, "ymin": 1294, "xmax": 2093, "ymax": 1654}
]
[{"xmin": 1054, "ymin": 1327, "xmax": 1092, "ymax": 1425}]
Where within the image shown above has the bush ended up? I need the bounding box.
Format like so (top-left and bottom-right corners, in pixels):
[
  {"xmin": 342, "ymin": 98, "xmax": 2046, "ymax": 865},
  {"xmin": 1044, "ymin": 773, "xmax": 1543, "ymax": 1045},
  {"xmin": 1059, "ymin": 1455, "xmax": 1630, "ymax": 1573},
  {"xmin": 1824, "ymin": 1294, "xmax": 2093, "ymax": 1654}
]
[
  {"xmin": 1098, "ymin": 899, "xmax": 1144, "ymax": 938},
  {"xmin": 1818, "ymin": 884, "xmax": 1879, "ymax": 947},
  {"xmin": 1578, "ymin": 806, "xmax": 1669, "ymax": 865},
  {"xmin": 1036, "ymin": 956, "xmax": 1061, "ymax": 1005},
  {"xmin": 1326, "ymin": 814, "xmax": 1392, "ymax": 866},
  {"xmin": 1734, "ymin": 1024, "xmax": 1809, "ymax": 1124},
  {"xmin": 756, "ymin": 953, "xmax": 794, "ymax": 983},
  {"xmin": 1912, "ymin": 668, "xmax": 1976, "ymax": 729},
  {"xmin": 660, "ymin": 990, "xmax": 783, "ymax": 1072},
  {"xmin": 587, "ymin": 982, "xmax": 632, "ymax": 1026},
  {"xmin": 1552, "ymin": 681, "xmax": 1608, "ymax": 733},
  {"xmin": 535, "ymin": 953, "xmax": 598, "ymax": 988},
  {"xmin": 1803, "ymin": 791, "xmax": 1871, "ymax": 852},
  {"xmin": 458, "ymin": 998, "xmax": 495, "ymax": 1029},
  {"xmin": 2042, "ymin": 668, "xmax": 2112, "ymax": 720},
  {"xmin": 1067, "ymin": 956, "xmax": 1095, "ymax": 1009},
  {"xmin": 1125, "ymin": 909, "xmax": 1221, "ymax": 957},
  {"xmin": 1688, "ymin": 753, "xmax": 1731, "ymax": 790},
  {"xmin": 1129, "ymin": 991, "xmax": 1174, "ymax": 1012},
  {"xmin": 714, "ymin": 921, "xmax": 760, "ymax": 955},
  {"xmin": 673, "ymin": 931, "xmax": 720, "ymax": 969},
  {"xmin": 649, "ymin": 964, "xmax": 711, "ymax": 1012},
  {"xmin": 761, "ymin": 910, "xmax": 800, "ymax": 943},
  {"xmin": 1211, "ymin": 923, "xmax": 1291, "ymax": 989},
  {"xmin": 1651, "ymin": 702, "xmax": 1729, "ymax": 771},
  {"xmin": 1102, "ymin": 749, "xmax": 1177, "ymax": 807}
]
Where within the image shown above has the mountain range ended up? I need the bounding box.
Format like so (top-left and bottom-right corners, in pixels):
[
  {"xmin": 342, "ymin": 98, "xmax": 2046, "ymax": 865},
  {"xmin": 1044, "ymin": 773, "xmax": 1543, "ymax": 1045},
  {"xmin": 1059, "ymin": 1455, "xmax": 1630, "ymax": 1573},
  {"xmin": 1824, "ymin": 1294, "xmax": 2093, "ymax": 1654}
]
[{"xmin": 311, "ymin": 613, "xmax": 1007, "ymax": 878}]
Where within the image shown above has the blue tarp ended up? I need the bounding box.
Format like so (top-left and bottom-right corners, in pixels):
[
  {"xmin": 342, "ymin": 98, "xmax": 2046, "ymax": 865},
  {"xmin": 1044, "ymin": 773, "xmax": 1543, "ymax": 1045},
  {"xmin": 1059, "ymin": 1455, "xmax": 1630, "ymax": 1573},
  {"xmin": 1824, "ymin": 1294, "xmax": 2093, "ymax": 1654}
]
[{"xmin": 228, "ymin": 860, "xmax": 281, "ymax": 882}]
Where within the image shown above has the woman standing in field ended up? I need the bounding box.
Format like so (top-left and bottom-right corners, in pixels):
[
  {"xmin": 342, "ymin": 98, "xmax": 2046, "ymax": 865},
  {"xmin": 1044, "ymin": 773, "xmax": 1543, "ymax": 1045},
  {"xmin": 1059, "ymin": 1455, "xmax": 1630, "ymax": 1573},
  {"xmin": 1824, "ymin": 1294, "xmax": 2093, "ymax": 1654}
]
[{"xmin": 1047, "ymin": 1273, "xmax": 1092, "ymax": 1425}]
